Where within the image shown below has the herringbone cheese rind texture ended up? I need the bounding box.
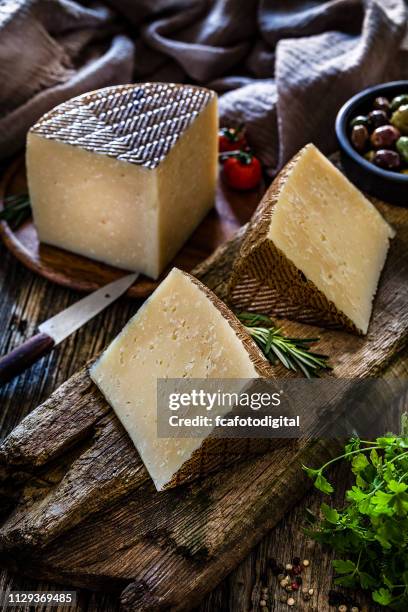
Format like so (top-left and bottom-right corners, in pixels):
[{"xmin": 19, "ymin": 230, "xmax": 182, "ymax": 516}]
[
  {"xmin": 229, "ymin": 144, "xmax": 395, "ymax": 335},
  {"xmin": 26, "ymin": 83, "xmax": 218, "ymax": 279},
  {"xmin": 90, "ymin": 267, "xmax": 275, "ymax": 491},
  {"xmin": 29, "ymin": 83, "xmax": 215, "ymax": 168}
]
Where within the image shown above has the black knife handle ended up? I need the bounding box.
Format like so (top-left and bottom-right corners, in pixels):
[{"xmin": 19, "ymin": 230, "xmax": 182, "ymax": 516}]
[{"xmin": 0, "ymin": 332, "xmax": 55, "ymax": 385}]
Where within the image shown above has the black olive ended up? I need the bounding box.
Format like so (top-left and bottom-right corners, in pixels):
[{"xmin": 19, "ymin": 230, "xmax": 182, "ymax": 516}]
[
  {"xmin": 351, "ymin": 124, "xmax": 369, "ymax": 152},
  {"xmin": 373, "ymin": 96, "xmax": 390, "ymax": 114},
  {"xmin": 368, "ymin": 109, "xmax": 389, "ymax": 129},
  {"xmin": 373, "ymin": 149, "xmax": 401, "ymax": 170},
  {"xmin": 370, "ymin": 125, "xmax": 400, "ymax": 148},
  {"xmin": 350, "ymin": 114, "xmax": 369, "ymax": 129}
]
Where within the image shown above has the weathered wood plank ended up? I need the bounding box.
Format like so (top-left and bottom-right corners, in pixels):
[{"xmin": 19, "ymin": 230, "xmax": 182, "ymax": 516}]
[
  {"xmin": 0, "ymin": 189, "xmax": 407, "ymax": 611},
  {"xmin": 1, "ymin": 338, "xmax": 406, "ymax": 612},
  {"xmin": 1, "ymin": 152, "xmax": 408, "ymax": 610}
]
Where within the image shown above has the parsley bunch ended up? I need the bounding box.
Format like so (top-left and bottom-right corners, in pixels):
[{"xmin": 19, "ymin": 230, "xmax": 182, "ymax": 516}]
[{"xmin": 304, "ymin": 417, "xmax": 408, "ymax": 610}]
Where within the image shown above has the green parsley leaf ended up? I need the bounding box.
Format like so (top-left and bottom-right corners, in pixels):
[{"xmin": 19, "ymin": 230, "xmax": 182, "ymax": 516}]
[
  {"xmin": 304, "ymin": 420, "xmax": 408, "ymax": 608},
  {"xmin": 321, "ymin": 502, "xmax": 339, "ymax": 524}
]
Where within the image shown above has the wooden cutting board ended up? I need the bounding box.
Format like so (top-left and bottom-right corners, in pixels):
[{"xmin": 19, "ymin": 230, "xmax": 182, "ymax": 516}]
[
  {"xmin": 0, "ymin": 196, "xmax": 408, "ymax": 611},
  {"xmin": 0, "ymin": 157, "xmax": 264, "ymax": 299}
]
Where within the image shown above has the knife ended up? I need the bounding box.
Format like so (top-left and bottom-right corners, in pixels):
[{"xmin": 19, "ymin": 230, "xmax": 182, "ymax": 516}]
[{"xmin": 0, "ymin": 273, "xmax": 138, "ymax": 385}]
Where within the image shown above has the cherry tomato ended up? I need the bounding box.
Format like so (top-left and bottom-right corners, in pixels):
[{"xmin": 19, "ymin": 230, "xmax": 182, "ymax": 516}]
[
  {"xmin": 222, "ymin": 152, "xmax": 262, "ymax": 190},
  {"xmin": 218, "ymin": 125, "xmax": 247, "ymax": 152}
]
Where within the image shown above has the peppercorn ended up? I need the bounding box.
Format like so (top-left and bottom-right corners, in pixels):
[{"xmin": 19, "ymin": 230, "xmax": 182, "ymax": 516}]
[
  {"xmin": 292, "ymin": 556, "xmax": 301, "ymax": 566},
  {"xmin": 287, "ymin": 597, "xmax": 295, "ymax": 607}
]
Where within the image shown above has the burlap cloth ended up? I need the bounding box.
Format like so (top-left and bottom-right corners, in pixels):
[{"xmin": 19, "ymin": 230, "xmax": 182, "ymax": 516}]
[{"xmin": 0, "ymin": 0, "xmax": 406, "ymax": 175}]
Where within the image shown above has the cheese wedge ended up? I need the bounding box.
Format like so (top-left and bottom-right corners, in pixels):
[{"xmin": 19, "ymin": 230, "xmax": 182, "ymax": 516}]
[
  {"xmin": 229, "ymin": 144, "xmax": 395, "ymax": 334},
  {"xmin": 90, "ymin": 268, "xmax": 273, "ymax": 491},
  {"xmin": 26, "ymin": 83, "xmax": 218, "ymax": 279}
]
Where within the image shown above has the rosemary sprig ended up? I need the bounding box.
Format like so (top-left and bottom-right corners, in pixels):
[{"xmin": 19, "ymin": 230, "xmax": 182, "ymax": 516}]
[
  {"xmin": 0, "ymin": 193, "xmax": 31, "ymax": 230},
  {"xmin": 237, "ymin": 311, "xmax": 331, "ymax": 378}
]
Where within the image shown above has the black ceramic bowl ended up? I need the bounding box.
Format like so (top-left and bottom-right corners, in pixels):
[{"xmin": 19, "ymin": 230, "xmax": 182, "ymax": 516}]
[{"xmin": 335, "ymin": 80, "xmax": 408, "ymax": 206}]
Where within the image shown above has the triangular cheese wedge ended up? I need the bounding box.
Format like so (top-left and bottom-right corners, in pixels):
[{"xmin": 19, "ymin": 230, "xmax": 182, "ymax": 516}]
[
  {"xmin": 90, "ymin": 268, "xmax": 274, "ymax": 491},
  {"xmin": 229, "ymin": 144, "xmax": 395, "ymax": 334}
]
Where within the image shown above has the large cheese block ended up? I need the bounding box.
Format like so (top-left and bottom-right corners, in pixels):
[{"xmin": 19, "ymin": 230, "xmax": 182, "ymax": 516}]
[
  {"xmin": 90, "ymin": 267, "xmax": 274, "ymax": 491},
  {"xmin": 229, "ymin": 144, "xmax": 395, "ymax": 335},
  {"xmin": 26, "ymin": 83, "xmax": 218, "ymax": 279}
]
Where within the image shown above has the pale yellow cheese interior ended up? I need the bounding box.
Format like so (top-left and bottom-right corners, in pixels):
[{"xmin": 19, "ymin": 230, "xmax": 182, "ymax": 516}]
[
  {"xmin": 268, "ymin": 144, "xmax": 395, "ymax": 334},
  {"xmin": 90, "ymin": 268, "xmax": 260, "ymax": 491},
  {"xmin": 26, "ymin": 98, "xmax": 218, "ymax": 279}
]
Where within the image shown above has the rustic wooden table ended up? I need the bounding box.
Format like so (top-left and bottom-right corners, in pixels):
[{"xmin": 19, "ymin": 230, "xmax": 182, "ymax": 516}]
[{"xmin": 1, "ymin": 225, "xmax": 405, "ymax": 611}]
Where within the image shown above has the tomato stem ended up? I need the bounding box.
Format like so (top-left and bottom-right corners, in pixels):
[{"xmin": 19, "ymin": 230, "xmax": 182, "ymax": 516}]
[{"xmin": 219, "ymin": 150, "xmax": 253, "ymax": 164}]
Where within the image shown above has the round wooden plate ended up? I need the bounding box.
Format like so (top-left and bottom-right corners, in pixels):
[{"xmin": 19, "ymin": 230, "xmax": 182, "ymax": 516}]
[{"xmin": 0, "ymin": 156, "xmax": 265, "ymax": 299}]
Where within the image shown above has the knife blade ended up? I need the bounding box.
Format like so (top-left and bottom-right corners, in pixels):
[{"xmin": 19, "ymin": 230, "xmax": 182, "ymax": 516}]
[{"xmin": 0, "ymin": 273, "xmax": 138, "ymax": 385}]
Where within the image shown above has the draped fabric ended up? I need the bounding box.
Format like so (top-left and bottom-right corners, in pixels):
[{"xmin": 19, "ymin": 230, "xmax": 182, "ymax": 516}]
[{"xmin": 0, "ymin": 0, "xmax": 406, "ymax": 174}]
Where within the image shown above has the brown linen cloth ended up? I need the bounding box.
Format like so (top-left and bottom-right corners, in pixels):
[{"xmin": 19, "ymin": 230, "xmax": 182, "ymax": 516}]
[{"xmin": 0, "ymin": 0, "xmax": 406, "ymax": 175}]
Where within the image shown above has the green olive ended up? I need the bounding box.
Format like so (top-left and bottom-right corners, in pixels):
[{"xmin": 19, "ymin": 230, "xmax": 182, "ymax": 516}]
[
  {"xmin": 350, "ymin": 115, "xmax": 369, "ymax": 129},
  {"xmin": 396, "ymin": 136, "xmax": 408, "ymax": 163},
  {"xmin": 364, "ymin": 150, "xmax": 376, "ymax": 163},
  {"xmin": 390, "ymin": 94, "xmax": 408, "ymax": 111},
  {"xmin": 391, "ymin": 104, "xmax": 408, "ymax": 135}
]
